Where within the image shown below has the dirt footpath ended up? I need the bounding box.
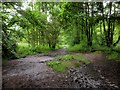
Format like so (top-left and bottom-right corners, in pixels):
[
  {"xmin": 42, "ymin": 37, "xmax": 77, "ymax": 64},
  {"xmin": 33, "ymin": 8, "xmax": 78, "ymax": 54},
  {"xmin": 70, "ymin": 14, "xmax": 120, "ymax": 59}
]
[
  {"xmin": 2, "ymin": 50, "xmax": 120, "ymax": 89},
  {"xmin": 84, "ymin": 52, "xmax": 120, "ymax": 88},
  {"xmin": 3, "ymin": 54, "xmax": 71, "ymax": 88}
]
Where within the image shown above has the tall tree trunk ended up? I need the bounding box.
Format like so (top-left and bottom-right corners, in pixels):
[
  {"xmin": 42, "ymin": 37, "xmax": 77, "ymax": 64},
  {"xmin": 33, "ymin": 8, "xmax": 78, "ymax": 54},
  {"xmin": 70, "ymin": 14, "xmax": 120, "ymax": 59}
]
[
  {"xmin": 81, "ymin": 17, "xmax": 84, "ymax": 40},
  {"xmin": 111, "ymin": 4, "xmax": 116, "ymax": 46},
  {"xmin": 85, "ymin": 3, "xmax": 89, "ymax": 46},
  {"xmin": 107, "ymin": 2, "xmax": 112, "ymax": 47},
  {"xmin": 101, "ymin": 2, "xmax": 108, "ymax": 46}
]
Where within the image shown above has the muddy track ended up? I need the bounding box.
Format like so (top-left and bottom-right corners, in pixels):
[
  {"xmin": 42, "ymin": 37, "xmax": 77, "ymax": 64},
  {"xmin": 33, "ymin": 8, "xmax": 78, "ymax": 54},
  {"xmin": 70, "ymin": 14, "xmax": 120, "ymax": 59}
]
[
  {"xmin": 66, "ymin": 52, "xmax": 120, "ymax": 88},
  {"xmin": 2, "ymin": 49, "xmax": 71, "ymax": 88},
  {"xmin": 84, "ymin": 53, "xmax": 120, "ymax": 88},
  {"xmin": 2, "ymin": 50, "xmax": 120, "ymax": 89}
]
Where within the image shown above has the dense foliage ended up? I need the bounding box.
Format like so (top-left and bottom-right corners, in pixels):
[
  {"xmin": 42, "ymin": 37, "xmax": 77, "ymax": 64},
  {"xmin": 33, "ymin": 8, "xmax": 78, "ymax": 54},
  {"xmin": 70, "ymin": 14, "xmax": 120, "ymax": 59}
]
[{"xmin": 1, "ymin": 1, "xmax": 120, "ymax": 59}]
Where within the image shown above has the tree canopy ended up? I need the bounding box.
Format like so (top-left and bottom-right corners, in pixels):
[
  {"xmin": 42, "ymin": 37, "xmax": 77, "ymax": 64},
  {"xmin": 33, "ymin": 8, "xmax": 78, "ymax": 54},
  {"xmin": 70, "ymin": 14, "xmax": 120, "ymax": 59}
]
[{"xmin": 1, "ymin": 1, "xmax": 120, "ymax": 59}]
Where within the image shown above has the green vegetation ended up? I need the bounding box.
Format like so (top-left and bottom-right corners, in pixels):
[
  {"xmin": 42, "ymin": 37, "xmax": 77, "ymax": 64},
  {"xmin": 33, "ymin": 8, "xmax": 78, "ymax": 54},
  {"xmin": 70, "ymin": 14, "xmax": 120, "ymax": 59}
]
[
  {"xmin": 16, "ymin": 42, "xmax": 51, "ymax": 58},
  {"xmin": 47, "ymin": 61, "xmax": 74, "ymax": 73},
  {"xmin": 91, "ymin": 51, "xmax": 120, "ymax": 62},
  {"xmin": 106, "ymin": 52, "xmax": 120, "ymax": 62},
  {"xmin": 67, "ymin": 44, "xmax": 91, "ymax": 52},
  {"xmin": 16, "ymin": 43, "xmax": 36, "ymax": 58},
  {"xmin": 54, "ymin": 54, "xmax": 74, "ymax": 61},
  {"xmin": 47, "ymin": 54, "xmax": 90, "ymax": 73},
  {"xmin": 1, "ymin": 2, "xmax": 120, "ymax": 63},
  {"xmin": 73, "ymin": 54, "xmax": 91, "ymax": 64}
]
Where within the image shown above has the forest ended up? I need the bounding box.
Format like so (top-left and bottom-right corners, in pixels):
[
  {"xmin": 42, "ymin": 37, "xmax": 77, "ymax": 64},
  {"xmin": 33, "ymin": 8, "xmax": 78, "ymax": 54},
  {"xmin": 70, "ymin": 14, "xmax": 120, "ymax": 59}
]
[{"xmin": 2, "ymin": 1, "xmax": 120, "ymax": 89}]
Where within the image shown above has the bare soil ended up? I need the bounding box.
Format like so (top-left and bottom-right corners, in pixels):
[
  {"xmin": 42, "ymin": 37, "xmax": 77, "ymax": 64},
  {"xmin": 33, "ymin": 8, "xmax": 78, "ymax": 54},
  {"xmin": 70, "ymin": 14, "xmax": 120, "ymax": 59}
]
[
  {"xmin": 84, "ymin": 52, "xmax": 120, "ymax": 88},
  {"xmin": 2, "ymin": 49, "xmax": 120, "ymax": 89}
]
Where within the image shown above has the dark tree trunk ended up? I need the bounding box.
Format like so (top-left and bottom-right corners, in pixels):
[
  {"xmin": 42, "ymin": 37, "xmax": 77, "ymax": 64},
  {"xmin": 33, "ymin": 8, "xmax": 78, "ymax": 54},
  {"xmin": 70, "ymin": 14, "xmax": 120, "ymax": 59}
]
[
  {"xmin": 75, "ymin": 21, "xmax": 80, "ymax": 44},
  {"xmin": 107, "ymin": 2, "xmax": 112, "ymax": 47},
  {"xmin": 101, "ymin": 2, "xmax": 108, "ymax": 46},
  {"xmin": 52, "ymin": 44, "xmax": 56, "ymax": 49}
]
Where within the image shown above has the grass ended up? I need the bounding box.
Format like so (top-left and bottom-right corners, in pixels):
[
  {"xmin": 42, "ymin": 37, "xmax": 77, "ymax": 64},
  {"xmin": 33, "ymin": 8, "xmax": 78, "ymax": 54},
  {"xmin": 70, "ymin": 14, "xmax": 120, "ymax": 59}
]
[
  {"xmin": 54, "ymin": 54, "xmax": 74, "ymax": 61},
  {"xmin": 106, "ymin": 52, "xmax": 120, "ymax": 62},
  {"xmin": 47, "ymin": 61, "xmax": 66, "ymax": 73},
  {"xmin": 47, "ymin": 54, "xmax": 90, "ymax": 73},
  {"xmin": 91, "ymin": 51, "xmax": 103, "ymax": 55},
  {"xmin": 47, "ymin": 61, "xmax": 75, "ymax": 73},
  {"xmin": 92, "ymin": 50, "xmax": 120, "ymax": 62},
  {"xmin": 73, "ymin": 54, "xmax": 91, "ymax": 64},
  {"xmin": 67, "ymin": 42, "xmax": 90, "ymax": 52}
]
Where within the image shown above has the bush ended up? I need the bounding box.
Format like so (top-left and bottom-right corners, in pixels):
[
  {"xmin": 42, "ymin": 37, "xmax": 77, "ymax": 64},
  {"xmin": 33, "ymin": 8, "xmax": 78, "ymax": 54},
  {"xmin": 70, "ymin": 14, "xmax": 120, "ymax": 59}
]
[
  {"xmin": 113, "ymin": 42, "xmax": 120, "ymax": 51},
  {"xmin": 34, "ymin": 45, "xmax": 51, "ymax": 53},
  {"xmin": 2, "ymin": 38, "xmax": 17, "ymax": 59},
  {"xmin": 16, "ymin": 43, "xmax": 35, "ymax": 58},
  {"xmin": 16, "ymin": 43, "xmax": 51, "ymax": 58},
  {"xmin": 67, "ymin": 41, "xmax": 91, "ymax": 52},
  {"xmin": 67, "ymin": 44, "xmax": 81, "ymax": 52}
]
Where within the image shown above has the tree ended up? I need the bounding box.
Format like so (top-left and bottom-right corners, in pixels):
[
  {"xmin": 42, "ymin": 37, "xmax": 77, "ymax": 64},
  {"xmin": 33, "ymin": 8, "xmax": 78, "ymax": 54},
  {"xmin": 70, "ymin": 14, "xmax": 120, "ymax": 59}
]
[{"xmin": 2, "ymin": 2, "xmax": 22, "ymax": 59}]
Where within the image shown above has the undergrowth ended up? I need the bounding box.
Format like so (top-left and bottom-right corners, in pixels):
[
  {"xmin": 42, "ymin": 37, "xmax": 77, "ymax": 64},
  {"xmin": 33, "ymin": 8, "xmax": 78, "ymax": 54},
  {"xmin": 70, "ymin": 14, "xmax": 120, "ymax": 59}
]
[
  {"xmin": 67, "ymin": 44, "xmax": 90, "ymax": 52},
  {"xmin": 106, "ymin": 52, "xmax": 120, "ymax": 62},
  {"xmin": 16, "ymin": 42, "xmax": 51, "ymax": 58}
]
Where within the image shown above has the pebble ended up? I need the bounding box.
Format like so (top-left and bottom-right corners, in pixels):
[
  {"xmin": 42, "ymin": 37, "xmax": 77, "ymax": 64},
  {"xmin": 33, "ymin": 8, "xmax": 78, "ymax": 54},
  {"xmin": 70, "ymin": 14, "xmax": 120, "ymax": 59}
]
[
  {"xmin": 67, "ymin": 67, "xmax": 119, "ymax": 89},
  {"xmin": 101, "ymin": 76, "xmax": 105, "ymax": 79},
  {"xmin": 110, "ymin": 84, "xmax": 115, "ymax": 87},
  {"xmin": 74, "ymin": 77, "xmax": 77, "ymax": 81},
  {"xmin": 107, "ymin": 81, "xmax": 111, "ymax": 84},
  {"xmin": 114, "ymin": 85, "xmax": 119, "ymax": 88},
  {"xmin": 98, "ymin": 70, "xmax": 101, "ymax": 72},
  {"xmin": 52, "ymin": 80, "xmax": 54, "ymax": 82}
]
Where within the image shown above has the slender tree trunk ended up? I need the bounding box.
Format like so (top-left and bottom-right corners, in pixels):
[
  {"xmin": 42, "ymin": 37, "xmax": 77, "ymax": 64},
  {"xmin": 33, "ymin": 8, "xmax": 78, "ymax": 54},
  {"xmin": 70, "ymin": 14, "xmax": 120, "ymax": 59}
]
[
  {"xmin": 111, "ymin": 4, "xmax": 116, "ymax": 46},
  {"xmin": 101, "ymin": 2, "xmax": 108, "ymax": 46},
  {"xmin": 85, "ymin": 3, "xmax": 88, "ymax": 45},
  {"xmin": 107, "ymin": 2, "xmax": 112, "ymax": 47},
  {"xmin": 81, "ymin": 17, "xmax": 84, "ymax": 40},
  {"xmin": 38, "ymin": 2, "xmax": 41, "ymax": 46}
]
